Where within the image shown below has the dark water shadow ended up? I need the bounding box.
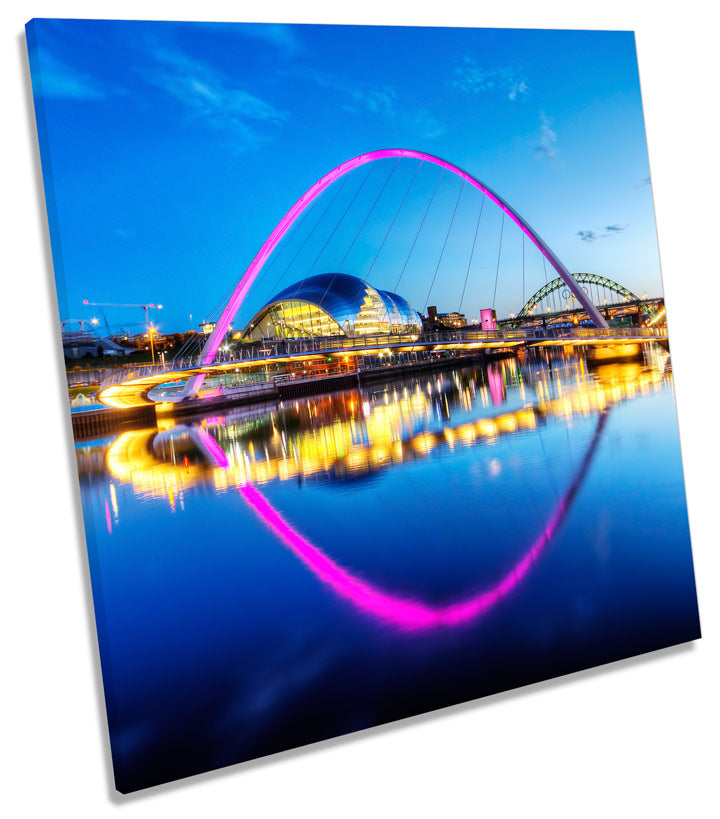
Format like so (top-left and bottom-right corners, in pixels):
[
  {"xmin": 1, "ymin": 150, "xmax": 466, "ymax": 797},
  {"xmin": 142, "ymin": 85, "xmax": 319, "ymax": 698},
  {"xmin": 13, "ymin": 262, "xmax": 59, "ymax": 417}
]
[{"xmin": 117, "ymin": 638, "xmax": 696, "ymax": 803}]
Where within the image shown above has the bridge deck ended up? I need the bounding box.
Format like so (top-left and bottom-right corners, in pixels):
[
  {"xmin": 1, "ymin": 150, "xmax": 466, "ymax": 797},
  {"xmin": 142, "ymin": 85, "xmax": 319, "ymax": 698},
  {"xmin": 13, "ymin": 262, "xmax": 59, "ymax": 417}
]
[{"xmin": 96, "ymin": 326, "xmax": 667, "ymax": 409}]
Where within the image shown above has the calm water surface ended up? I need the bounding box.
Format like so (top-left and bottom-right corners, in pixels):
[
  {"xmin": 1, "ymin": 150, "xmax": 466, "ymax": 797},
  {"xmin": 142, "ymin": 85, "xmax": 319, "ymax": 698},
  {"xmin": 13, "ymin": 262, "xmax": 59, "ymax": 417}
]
[{"xmin": 76, "ymin": 346, "xmax": 700, "ymax": 792}]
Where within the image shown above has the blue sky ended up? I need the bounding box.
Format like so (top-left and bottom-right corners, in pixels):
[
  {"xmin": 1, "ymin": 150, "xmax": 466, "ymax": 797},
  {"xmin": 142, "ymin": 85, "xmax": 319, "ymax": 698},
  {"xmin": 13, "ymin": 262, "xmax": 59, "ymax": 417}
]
[{"xmin": 27, "ymin": 19, "xmax": 660, "ymax": 332}]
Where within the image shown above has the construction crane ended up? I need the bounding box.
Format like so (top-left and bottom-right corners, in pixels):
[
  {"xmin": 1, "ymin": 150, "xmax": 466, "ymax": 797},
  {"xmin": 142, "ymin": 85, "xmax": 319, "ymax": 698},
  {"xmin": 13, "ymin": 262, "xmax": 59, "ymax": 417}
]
[
  {"xmin": 82, "ymin": 300, "xmax": 164, "ymax": 362},
  {"xmin": 82, "ymin": 300, "xmax": 163, "ymax": 326},
  {"xmin": 91, "ymin": 305, "xmax": 112, "ymax": 335}
]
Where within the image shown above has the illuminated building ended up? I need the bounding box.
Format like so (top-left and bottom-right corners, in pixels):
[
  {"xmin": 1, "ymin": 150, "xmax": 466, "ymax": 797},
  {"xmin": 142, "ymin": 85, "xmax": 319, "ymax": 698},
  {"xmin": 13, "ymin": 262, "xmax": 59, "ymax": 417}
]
[
  {"xmin": 480, "ymin": 308, "xmax": 497, "ymax": 330},
  {"xmin": 441, "ymin": 311, "xmax": 467, "ymax": 328},
  {"xmin": 242, "ymin": 273, "xmax": 422, "ymax": 340},
  {"xmin": 426, "ymin": 306, "xmax": 467, "ymax": 329}
]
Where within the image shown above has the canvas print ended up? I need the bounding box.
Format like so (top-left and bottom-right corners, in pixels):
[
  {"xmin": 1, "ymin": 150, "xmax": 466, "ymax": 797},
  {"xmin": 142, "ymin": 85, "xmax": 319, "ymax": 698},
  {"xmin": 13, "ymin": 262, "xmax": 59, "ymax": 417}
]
[{"xmin": 26, "ymin": 19, "xmax": 700, "ymax": 792}]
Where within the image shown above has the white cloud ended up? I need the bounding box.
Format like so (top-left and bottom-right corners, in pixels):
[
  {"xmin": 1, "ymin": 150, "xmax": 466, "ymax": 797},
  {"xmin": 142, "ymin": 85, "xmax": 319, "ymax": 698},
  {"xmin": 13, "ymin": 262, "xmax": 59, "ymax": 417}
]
[
  {"xmin": 32, "ymin": 48, "xmax": 106, "ymax": 100},
  {"xmin": 412, "ymin": 110, "xmax": 447, "ymax": 140},
  {"xmin": 235, "ymin": 23, "xmax": 305, "ymax": 58},
  {"xmin": 350, "ymin": 87, "xmax": 397, "ymax": 118},
  {"xmin": 145, "ymin": 47, "xmax": 287, "ymax": 145},
  {"xmin": 289, "ymin": 66, "xmax": 398, "ymax": 120},
  {"xmin": 577, "ymin": 225, "xmax": 628, "ymax": 242},
  {"xmin": 451, "ymin": 57, "xmax": 529, "ymax": 101},
  {"xmin": 287, "ymin": 67, "xmax": 448, "ymax": 139},
  {"xmin": 535, "ymin": 111, "xmax": 558, "ymax": 160}
]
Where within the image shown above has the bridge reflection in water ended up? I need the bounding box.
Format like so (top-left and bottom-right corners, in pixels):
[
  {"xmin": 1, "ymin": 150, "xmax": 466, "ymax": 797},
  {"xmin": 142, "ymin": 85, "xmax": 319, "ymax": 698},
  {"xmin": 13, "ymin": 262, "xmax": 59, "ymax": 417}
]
[
  {"xmin": 233, "ymin": 411, "xmax": 608, "ymax": 631},
  {"xmin": 93, "ymin": 354, "xmax": 668, "ymax": 630},
  {"xmin": 102, "ymin": 357, "xmax": 668, "ymax": 501}
]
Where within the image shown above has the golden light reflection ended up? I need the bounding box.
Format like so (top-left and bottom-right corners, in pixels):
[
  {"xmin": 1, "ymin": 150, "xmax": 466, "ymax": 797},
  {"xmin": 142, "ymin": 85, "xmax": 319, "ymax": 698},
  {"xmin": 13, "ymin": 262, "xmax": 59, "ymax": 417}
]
[
  {"xmin": 105, "ymin": 429, "xmax": 204, "ymax": 509},
  {"xmin": 100, "ymin": 357, "xmax": 668, "ymax": 507}
]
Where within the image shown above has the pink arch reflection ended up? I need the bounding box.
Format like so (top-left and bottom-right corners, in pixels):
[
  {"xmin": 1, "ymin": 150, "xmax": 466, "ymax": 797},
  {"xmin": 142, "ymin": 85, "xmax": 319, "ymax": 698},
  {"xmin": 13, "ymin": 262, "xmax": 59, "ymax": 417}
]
[
  {"xmin": 239, "ymin": 483, "xmax": 564, "ymax": 631},
  {"xmin": 196, "ymin": 412, "xmax": 609, "ymax": 631}
]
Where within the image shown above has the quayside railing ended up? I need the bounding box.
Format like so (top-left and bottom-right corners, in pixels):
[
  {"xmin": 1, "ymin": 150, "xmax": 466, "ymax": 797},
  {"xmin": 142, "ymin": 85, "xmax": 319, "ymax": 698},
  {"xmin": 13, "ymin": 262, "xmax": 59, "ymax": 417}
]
[{"xmin": 91, "ymin": 326, "xmax": 665, "ymax": 392}]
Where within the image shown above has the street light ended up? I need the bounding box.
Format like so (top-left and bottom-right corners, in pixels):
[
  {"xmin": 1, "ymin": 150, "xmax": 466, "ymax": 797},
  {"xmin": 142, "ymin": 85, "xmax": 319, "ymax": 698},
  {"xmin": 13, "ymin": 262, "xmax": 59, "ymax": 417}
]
[{"xmin": 148, "ymin": 324, "xmax": 157, "ymax": 364}]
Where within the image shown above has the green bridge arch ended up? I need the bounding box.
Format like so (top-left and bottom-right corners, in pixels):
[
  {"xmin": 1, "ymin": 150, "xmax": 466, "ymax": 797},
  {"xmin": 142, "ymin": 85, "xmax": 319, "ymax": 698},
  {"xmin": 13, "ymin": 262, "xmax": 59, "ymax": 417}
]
[{"xmin": 517, "ymin": 273, "xmax": 642, "ymax": 319}]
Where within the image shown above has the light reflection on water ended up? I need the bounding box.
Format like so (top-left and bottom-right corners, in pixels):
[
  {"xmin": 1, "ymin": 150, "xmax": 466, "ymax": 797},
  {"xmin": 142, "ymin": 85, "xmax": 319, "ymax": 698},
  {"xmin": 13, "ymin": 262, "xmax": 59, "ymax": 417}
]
[
  {"xmin": 76, "ymin": 345, "xmax": 699, "ymax": 792},
  {"xmin": 95, "ymin": 351, "xmax": 668, "ymax": 499}
]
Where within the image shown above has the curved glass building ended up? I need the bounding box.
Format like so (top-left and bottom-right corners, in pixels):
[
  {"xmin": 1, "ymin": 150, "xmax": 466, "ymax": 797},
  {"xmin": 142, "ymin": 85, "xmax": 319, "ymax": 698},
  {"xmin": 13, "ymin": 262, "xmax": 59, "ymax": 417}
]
[{"xmin": 242, "ymin": 273, "xmax": 422, "ymax": 340}]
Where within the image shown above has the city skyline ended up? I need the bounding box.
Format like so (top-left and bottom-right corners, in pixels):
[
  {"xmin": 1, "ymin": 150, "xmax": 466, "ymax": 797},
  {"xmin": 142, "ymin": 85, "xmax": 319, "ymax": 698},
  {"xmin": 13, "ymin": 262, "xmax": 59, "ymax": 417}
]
[{"xmin": 29, "ymin": 20, "xmax": 661, "ymax": 334}]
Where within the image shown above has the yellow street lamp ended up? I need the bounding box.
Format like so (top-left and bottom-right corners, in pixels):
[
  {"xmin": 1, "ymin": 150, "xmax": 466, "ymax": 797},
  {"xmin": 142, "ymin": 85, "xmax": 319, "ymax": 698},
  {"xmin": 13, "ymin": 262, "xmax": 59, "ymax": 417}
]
[{"xmin": 148, "ymin": 324, "xmax": 157, "ymax": 364}]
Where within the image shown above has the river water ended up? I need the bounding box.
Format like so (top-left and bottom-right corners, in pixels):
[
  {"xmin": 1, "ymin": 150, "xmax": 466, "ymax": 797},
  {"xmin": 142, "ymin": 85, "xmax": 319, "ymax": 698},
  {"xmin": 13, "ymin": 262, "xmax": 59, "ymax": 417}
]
[{"xmin": 75, "ymin": 346, "xmax": 700, "ymax": 792}]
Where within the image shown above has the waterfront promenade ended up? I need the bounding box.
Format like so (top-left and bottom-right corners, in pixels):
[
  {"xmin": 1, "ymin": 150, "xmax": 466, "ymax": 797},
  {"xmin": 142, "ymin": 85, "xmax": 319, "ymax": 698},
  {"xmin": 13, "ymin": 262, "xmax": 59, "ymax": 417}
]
[{"xmin": 90, "ymin": 324, "xmax": 666, "ymax": 410}]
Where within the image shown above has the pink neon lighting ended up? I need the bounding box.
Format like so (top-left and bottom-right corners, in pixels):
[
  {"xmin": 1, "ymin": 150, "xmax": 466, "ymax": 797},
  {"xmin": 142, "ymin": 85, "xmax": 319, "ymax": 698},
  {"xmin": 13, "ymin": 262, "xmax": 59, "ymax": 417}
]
[
  {"xmin": 194, "ymin": 426, "xmax": 230, "ymax": 467},
  {"xmin": 241, "ymin": 408, "xmax": 605, "ymax": 631},
  {"xmin": 195, "ymin": 407, "xmax": 607, "ymax": 632},
  {"xmin": 239, "ymin": 482, "xmax": 569, "ymax": 631},
  {"xmin": 487, "ymin": 363, "xmax": 505, "ymax": 406},
  {"xmin": 191, "ymin": 149, "xmax": 607, "ymax": 393}
]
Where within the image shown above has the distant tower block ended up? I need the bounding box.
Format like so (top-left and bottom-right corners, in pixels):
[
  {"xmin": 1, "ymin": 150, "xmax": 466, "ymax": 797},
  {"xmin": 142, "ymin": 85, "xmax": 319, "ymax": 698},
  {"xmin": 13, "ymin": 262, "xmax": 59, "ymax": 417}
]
[{"xmin": 480, "ymin": 308, "xmax": 497, "ymax": 330}]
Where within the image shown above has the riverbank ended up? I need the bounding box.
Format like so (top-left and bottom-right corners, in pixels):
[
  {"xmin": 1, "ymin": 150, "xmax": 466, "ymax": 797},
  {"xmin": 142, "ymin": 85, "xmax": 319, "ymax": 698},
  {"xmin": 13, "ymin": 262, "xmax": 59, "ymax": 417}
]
[
  {"xmin": 69, "ymin": 347, "xmax": 520, "ymax": 438},
  {"xmin": 70, "ymin": 403, "xmax": 158, "ymax": 439}
]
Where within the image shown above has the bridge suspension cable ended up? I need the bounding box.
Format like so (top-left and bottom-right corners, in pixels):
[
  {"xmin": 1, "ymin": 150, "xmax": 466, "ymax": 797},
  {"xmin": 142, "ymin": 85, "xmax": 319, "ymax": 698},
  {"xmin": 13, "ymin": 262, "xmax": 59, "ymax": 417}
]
[
  {"xmin": 492, "ymin": 212, "xmax": 505, "ymax": 309},
  {"xmin": 243, "ymin": 194, "xmax": 313, "ymax": 302},
  {"xmin": 306, "ymin": 162, "xmax": 376, "ymax": 286},
  {"xmin": 269, "ymin": 171, "xmax": 352, "ymax": 302},
  {"xmin": 395, "ymin": 166, "xmax": 444, "ymax": 292},
  {"xmin": 312, "ymin": 164, "xmax": 379, "ymax": 308},
  {"xmin": 522, "ymin": 232, "xmax": 525, "ymax": 307},
  {"xmin": 339, "ymin": 157, "xmax": 399, "ymax": 272},
  {"xmin": 364, "ymin": 159, "xmax": 422, "ymax": 283},
  {"xmin": 424, "ymin": 180, "xmax": 465, "ymax": 311},
  {"xmin": 459, "ymin": 196, "xmax": 484, "ymax": 313}
]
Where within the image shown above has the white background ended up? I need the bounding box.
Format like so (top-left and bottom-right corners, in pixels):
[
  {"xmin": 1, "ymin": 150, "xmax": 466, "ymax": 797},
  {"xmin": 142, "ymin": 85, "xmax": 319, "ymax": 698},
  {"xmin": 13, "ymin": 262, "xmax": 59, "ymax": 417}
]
[{"xmin": 1, "ymin": 2, "xmax": 718, "ymax": 816}]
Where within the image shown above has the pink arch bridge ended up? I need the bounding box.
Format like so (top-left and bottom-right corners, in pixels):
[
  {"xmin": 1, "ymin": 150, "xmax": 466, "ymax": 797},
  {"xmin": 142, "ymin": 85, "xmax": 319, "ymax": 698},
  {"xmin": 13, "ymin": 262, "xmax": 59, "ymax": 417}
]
[{"xmin": 187, "ymin": 149, "xmax": 607, "ymax": 396}]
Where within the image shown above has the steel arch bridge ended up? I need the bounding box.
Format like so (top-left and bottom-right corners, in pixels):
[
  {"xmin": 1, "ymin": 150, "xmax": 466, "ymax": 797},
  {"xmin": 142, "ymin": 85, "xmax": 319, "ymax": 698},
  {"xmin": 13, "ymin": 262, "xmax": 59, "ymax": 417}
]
[
  {"xmin": 185, "ymin": 148, "xmax": 608, "ymax": 398},
  {"xmin": 517, "ymin": 273, "xmax": 641, "ymax": 319}
]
